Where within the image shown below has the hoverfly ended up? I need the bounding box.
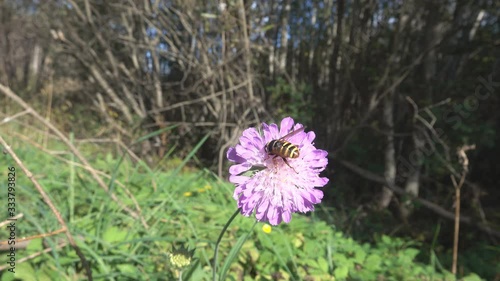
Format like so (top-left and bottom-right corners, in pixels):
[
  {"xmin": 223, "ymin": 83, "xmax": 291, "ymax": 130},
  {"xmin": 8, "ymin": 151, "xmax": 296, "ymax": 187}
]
[{"xmin": 265, "ymin": 126, "xmax": 305, "ymax": 173}]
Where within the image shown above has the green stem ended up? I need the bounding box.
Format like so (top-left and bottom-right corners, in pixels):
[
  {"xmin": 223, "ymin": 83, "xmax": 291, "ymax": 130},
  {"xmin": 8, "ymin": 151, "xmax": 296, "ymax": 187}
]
[
  {"xmin": 219, "ymin": 221, "xmax": 258, "ymax": 281},
  {"xmin": 212, "ymin": 208, "xmax": 241, "ymax": 281}
]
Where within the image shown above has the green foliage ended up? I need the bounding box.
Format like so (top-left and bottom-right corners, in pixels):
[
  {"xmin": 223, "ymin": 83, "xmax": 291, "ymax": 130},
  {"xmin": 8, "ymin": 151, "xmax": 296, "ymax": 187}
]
[
  {"xmin": 0, "ymin": 141, "xmax": 488, "ymax": 281},
  {"xmin": 267, "ymin": 78, "xmax": 314, "ymax": 125},
  {"xmin": 435, "ymin": 243, "xmax": 500, "ymax": 281}
]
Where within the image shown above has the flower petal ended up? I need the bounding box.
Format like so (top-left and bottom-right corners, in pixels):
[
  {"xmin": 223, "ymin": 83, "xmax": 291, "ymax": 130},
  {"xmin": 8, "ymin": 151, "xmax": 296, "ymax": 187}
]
[
  {"xmin": 227, "ymin": 147, "xmax": 245, "ymax": 163},
  {"xmin": 263, "ymin": 123, "xmax": 279, "ymax": 143},
  {"xmin": 229, "ymin": 175, "xmax": 250, "ymax": 184},
  {"xmin": 279, "ymin": 117, "xmax": 295, "ymax": 136},
  {"xmin": 267, "ymin": 207, "xmax": 280, "ymax": 225},
  {"xmin": 229, "ymin": 162, "xmax": 252, "ymax": 175},
  {"xmin": 281, "ymin": 210, "xmax": 292, "ymax": 223}
]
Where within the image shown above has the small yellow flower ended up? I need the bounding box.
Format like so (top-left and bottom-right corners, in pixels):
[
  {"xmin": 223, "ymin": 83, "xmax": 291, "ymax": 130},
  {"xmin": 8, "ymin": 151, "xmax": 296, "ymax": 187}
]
[
  {"xmin": 183, "ymin": 191, "xmax": 193, "ymax": 197},
  {"xmin": 197, "ymin": 188, "xmax": 206, "ymax": 193},
  {"xmin": 169, "ymin": 252, "xmax": 191, "ymax": 269},
  {"xmin": 203, "ymin": 185, "xmax": 212, "ymax": 190},
  {"xmin": 168, "ymin": 245, "xmax": 195, "ymax": 269},
  {"xmin": 262, "ymin": 224, "xmax": 272, "ymax": 234}
]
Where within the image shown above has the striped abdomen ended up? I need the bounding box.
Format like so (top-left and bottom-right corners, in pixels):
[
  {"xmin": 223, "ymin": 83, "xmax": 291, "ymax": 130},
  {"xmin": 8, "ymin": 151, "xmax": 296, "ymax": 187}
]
[{"xmin": 265, "ymin": 140, "xmax": 300, "ymax": 159}]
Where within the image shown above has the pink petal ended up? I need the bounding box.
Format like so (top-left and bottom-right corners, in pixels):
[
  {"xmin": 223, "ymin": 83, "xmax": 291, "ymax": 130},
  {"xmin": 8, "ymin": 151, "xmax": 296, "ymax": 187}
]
[
  {"xmin": 255, "ymin": 199, "xmax": 269, "ymax": 220},
  {"xmin": 282, "ymin": 210, "xmax": 292, "ymax": 223},
  {"xmin": 229, "ymin": 175, "xmax": 250, "ymax": 184},
  {"xmin": 279, "ymin": 117, "xmax": 295, "ymax": 136},
  {"xmin": 227, "ymin": 147, "xmax": 245, "ymax": 163},
  {"xmin": 229, "ymin": 162, "xmax": 252, "ymax": 175}
]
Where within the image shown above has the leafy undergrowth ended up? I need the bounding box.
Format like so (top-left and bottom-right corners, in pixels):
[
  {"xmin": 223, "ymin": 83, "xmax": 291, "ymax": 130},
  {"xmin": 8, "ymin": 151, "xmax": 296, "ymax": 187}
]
[{"xmin": 0, "ymin": 142, "xmax": 484, "ymax": 281}]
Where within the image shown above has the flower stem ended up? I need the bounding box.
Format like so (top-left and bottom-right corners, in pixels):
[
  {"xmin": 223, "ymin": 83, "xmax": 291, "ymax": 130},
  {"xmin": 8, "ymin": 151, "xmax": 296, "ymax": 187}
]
[{"xmin": 212, "ymin": 208, "xmax": 241, "ymax": 281}]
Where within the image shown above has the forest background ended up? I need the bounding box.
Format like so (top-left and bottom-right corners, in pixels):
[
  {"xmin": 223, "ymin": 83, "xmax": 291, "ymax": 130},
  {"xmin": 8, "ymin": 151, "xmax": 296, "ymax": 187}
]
[{"xmin": 0, "ymin": 0, "xmax": 498, "ymax": 280}]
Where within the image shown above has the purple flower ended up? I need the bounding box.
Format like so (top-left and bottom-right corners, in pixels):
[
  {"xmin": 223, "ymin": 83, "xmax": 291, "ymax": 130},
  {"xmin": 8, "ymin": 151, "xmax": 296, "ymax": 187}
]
[{"xmin": 227, "ymin": 117, "xmax": 329, "ymax": 225}]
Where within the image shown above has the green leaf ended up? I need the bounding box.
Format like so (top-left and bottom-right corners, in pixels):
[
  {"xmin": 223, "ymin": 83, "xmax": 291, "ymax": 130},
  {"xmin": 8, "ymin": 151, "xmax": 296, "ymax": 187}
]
[
  {"xmin": 317, "ymin": 257, "xmax": 329, "ymax": 273},
  {"xmin": 381, "ymin": 235, "xmax": 391, "ymax": 244},
  {"xmin": 133, "ymin": 124, "xmax": 179, "ymax": 144},
  {"xmin": 172, "ymin": 133, "xmax": 210, "ymax": 175},
  {"xmin": 334, "ymin": 266, "xmax": 349, "ymax": 279},
  {"xmin": 334, "ymin": 254, "xmax": 347, "ymax": 265},
  {"xmin": 403, "ymin": 248, "xmax": 420, "ymax": 260},
  {"xmin": 365, "ymin": 254, "xmax": 382, "ymax": 270},
  {"xmin": 461, "ymin": 273, "xmax": 483, "ymax": 281},
  {"xmin": 220, "ymin": 225, "xmax": 255, "ymax": 281},
  {"xmin": 9, "ymin": 263, "xmax": 37, "ymax": 281},
  {"xmin": 353, "ymin": 248, "xmax": 367, "ymax": 264},
  {"xmin": 103, "ymin": 226, "xmax": 128, "ymax": 243}
]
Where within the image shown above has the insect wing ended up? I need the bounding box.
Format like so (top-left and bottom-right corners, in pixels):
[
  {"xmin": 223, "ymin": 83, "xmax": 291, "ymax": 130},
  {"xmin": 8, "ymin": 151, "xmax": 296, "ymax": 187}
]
[{"xmin": 279, "ymin": 126, "xmax": 305, "ymax": 141}]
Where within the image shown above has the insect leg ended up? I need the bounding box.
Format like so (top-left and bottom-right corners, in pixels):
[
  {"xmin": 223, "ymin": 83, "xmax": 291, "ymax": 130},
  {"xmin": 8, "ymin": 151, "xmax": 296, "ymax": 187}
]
[{"xmin": 282, "ymin": 157, "xmax": 299, "ymax": 174}]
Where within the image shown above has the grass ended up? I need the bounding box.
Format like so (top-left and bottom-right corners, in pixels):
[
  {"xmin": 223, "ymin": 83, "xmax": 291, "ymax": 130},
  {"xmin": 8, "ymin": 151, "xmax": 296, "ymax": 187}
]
[{"xmin": 0, "ymin": 128, "xmax": 486, "ymax": 281}]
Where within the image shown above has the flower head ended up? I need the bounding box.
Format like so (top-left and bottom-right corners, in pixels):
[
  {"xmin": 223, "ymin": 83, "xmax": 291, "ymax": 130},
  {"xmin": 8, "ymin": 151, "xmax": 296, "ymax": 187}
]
[
  {"xmin": 168, "ymin": 244, "xmax": 195, "ymax": 270},
  {"xmin": 227, "ymin": 117, "xmax": 329, "ymax": 225},
  {"xmin": 262, "ymin": 224, "xmax": 272, "ymax": 233}
]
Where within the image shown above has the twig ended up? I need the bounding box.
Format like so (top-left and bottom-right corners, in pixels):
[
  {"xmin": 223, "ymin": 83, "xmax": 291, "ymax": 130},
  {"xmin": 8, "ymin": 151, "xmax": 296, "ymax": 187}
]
[
  {"xmin": 451, "ymin": 144, "xmax": 475, "ymax": 275},
  {"xmin": 148, "ymin": 81, "xmax": 249, "ymax": 115},
  {"xmin": 0, "ymin": 240, "xmax": 67, "ymax": 272},
  {"xmin": 406, "ymin": 96, "xmax": 451, "ymax": 162},
  {"xmin": 0, "ymin": 110, "xmax": 31, "ymax": 124}
]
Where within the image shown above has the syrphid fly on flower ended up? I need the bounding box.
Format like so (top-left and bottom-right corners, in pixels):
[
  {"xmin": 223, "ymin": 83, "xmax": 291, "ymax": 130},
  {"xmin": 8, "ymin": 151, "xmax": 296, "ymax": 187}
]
[
  {"xmin": 264, "ymin": 126, "xmax": 305, "ymax": 173},
  {"xmin": 227, "ymin": 117, "xmax": 329, "ymax": 225}
]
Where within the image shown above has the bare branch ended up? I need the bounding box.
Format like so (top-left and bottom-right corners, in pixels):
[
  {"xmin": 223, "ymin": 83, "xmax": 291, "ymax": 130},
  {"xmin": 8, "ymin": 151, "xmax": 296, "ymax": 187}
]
[{"xmin": 338, "ymin": 159, "xmax": 500, "ymax": 239}]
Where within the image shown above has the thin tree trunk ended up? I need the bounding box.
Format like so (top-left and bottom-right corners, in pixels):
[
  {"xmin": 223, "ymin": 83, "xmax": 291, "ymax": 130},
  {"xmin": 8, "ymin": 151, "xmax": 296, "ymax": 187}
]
[
  {"xmin": 400, "ymin": 127, "xmax": 425, "ymax": 221},
  {"xmin": 326, "ymin": 0, "xmax": 344, "ymax": 150},
  {"xmin": 379, "ymin": 90, "xmax": 396, "ymax": 209},
  {"xmin": 277, "ymin": 0, "xmax": 291, "ymax": 74},
  {"xmin": 237, "ymin": 0, "xmax": 254, "ymax": 100}
]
